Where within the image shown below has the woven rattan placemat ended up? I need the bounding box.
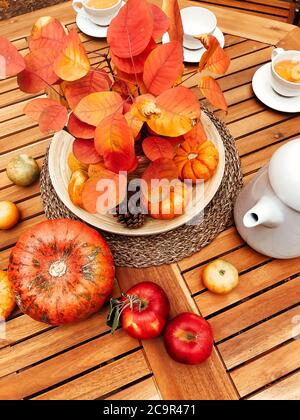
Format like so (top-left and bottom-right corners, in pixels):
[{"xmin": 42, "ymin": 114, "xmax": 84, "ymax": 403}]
[{"xmin": 40, "ymin": 108, "xmax": 243, "ymax": 267}]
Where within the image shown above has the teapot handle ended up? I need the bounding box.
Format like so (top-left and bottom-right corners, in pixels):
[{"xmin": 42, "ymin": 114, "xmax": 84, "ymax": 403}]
[{"xmin": 272, "ymin": 48, "xmax": 284, "ymax": 61}]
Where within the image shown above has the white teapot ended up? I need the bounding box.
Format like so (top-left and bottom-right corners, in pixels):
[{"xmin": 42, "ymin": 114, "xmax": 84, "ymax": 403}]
[{"xmin": 234, "ymin": 138, "xmax": 300, "ymax": 259}]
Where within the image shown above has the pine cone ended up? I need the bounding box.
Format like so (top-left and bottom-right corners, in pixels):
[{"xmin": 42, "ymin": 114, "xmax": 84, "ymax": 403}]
[{"xmin": 114, "ymin": 205, "xmax": 145, "ymax": 229}]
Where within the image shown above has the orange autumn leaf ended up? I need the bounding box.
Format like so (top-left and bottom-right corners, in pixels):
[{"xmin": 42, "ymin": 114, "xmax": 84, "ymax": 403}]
[
  {"xmin": 110, "ymin": 38, "xmax": 156, "ymax": 75},
  {"xmin": 94, "ymin": 113, "xmax": 136, "ymax": 173},
  {"xmin": 53, "ymin": 28, "xmax": 90, "ymax": 82},
  {"xmin": 162, "ymin": 0, "xmax": 183, "ymax": 45},
  {"xmin": 142, "ymin": 136, "xmax": 174, "ymax": 161},
  {"xmin": 124, "ymin": 111, "xmax": 143, "ymax": 139},
  {"xmin": 24, "ymin": 98, "xmax": 61, "ymax": 121},
  {"xmin": 184, "ymin": 120, "xmax": 207, "ymax": 146},
  {"xmin": 143, "ymin": 41, "xmax": 183, "ymax": 96},
  {"xmin": 0, "ymin": 37, "xmax": 25, "ymax": 78},
  {"xmin": 107, "ymin": 0, "xmax": 153, "ymax": 59},
  {"xmin": 132, "ymin": 87, "xmax": 200, "ymax": 137},
  {"xmin": 38, "ymin": 104, "xmax": 68, "ymax": 133},
  {"xmin": 82, "ymin": 169, "xmax": 127, "ymax": 214},
  {"xmin": 67, "ymin": 113, "xmax": 95, "ymax": 139},
  {"xmin": 197, "ymin": 34, "xmax": 230, "ymax": 75},
  {"xmin": 17, "ymin": 48, "xmax": 59, "ymax": 93},
  {"xmin": 63, "ymin": 69, "xmax": 110, "ymax": 110},
  {"xmin": 198, "ymin": 76, "xmax": 228, "ymax": 112},
  {"xmin": 28, "ymin": 16, "xmax": 67, "ymax": 52},
  {"xmin": 74, "ymin": 91, "xmax": 123, "ymax": 126},
  {"xmin": 150, "ymin": 4, "xmax": 169, "ymax": 41}
]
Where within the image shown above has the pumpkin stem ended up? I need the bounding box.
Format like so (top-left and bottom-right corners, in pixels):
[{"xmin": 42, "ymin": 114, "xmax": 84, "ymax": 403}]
[
  {"xmin": 49, "ymin": 260, "xmax": 67, "ymax": 278},
  {"xmin": 107, "ymin": 293, "xmax": 143, "ymax": 334}
]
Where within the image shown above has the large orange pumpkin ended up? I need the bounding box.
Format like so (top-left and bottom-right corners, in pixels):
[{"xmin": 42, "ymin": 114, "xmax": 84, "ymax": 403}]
[
  {"xmin": 174, "ymin": 140, "xmax": 219, "ymax": 183},
  {"xmin": 8, "ymin": 219, "xmax": 115, "ymax": 325}
]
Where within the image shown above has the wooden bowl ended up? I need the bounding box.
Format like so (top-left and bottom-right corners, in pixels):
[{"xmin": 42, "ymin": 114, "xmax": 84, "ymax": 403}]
[{"xmin": 48, "ymin": 113, "xmax": 225, "ymax": 236}]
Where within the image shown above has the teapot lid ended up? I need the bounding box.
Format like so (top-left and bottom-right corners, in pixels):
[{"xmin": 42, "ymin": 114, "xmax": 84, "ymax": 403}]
[{"xmin": 269, "ymin": 138, "xmax": 300, "ymax": 212}]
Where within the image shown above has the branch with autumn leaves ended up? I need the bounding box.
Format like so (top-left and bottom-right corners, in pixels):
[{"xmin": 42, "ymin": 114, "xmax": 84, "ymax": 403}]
[{"xmin": 0, "ymin": 0, "xmax": 230, "ymax": 217}]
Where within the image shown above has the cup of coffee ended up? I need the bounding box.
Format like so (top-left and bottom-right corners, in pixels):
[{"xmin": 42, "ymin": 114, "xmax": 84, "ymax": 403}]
[
  {"xmin": 271, "ymin": 48, "xmax": 300, "ymax": 97},
  {"xmin": 72, "ymin": 0, "xmax": 122, "ymax": 26},
  {"xmin": 180, "ymin": 7, "xmax": 217, "ymax": 51}
]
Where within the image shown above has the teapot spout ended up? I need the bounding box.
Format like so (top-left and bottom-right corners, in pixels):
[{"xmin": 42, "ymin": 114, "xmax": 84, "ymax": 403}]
[{"xmin": 243, "ymin": 196, "xmax": 284, "ymax": 229}]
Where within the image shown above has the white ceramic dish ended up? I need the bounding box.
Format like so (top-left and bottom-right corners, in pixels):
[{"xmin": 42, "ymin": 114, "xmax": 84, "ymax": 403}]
[
  {"xmin": 162, "ymin": 27, "xmax": 225, "ymax": 64},
  {"xmin": 252, "ymin": 63, "xmax": 300, "ymax": 113},
  {"xmin": 48, "ymin": 113, "xmax": 225, "ymax": 236}
]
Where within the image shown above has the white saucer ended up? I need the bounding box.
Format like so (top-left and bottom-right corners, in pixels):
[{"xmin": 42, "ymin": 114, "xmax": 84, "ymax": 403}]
[
  {"xmin": 162, "ymin": 27, "xmax": 225, "ymax": 63},
  {"xmin": 252, "ymin": 63, "xmax": 300, "ymax": 113},
  {"xmin": 76, "ymin": 3, "xmax": 125, "ymax": 38}
]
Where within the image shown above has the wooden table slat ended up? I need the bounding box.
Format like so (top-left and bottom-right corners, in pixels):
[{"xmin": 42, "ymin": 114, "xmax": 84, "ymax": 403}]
[
  {"xmin": 218, "ymin": 306, "xmax": 300, "ymax": 369},
  {"xmin": 106, "ymin": 377, "xmax": 162, "ymax": 401},
  {"xmin": 210, "ymin": 277, "xmax": 300, "ymax": 342},
  {"xmin": 231, "ymin": 339, "xmax": 300, "ymax": 397},
  {"xmin": 195, "ymin": 257, "xmax": 300, "ymax": 317},
  {"xmin": 32, "ymin": 350, "xmax": 150, "ymax": 400},
  {"xmin": 0, "ymin": 329, "xmax": 139, "ymax": 400},
  {"xmin": 248, "ymin": 370, "xmax": 300, "ymax": 400}
]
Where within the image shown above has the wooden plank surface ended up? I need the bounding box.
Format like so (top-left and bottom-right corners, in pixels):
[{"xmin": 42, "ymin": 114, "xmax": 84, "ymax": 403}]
[
  {"xmin": 248, "ymin": 371, "xmax": 300, "ymax": 400},
  {"xmin": 0, "ymin": 0, "xmax": 299, "ymax": 401},
  {"xmin": 0, "ymin": 0, "xmax": 295, "ymax": 44}
]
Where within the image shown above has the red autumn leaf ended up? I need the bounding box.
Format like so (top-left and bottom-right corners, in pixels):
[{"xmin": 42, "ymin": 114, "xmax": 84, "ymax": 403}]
[
  {"xmin": 142, "ymin": 136, "xmax": 174, "ymax": 161},
  {"xmin": 110, "ymin": 38, "xmax": 156, "ymax": 75},
  {"xmin": 53, "ymin": 28, "xmax": 90, "ymax": 82},
  {"xmin": 198, "ymin": 76, "xmax": 228, "ymax": 112},
  {"xmin": 94, "ymin": 113, "xmax": 136, "ymax": 173},
  {"xmin": 38, "ymin": 104, "xmax": 68, "ymax": 133},
  {"xmin": 28, "ymin": 16, "xmax": 67, "ymax": 53},
  {"xmin": 197, "ymin": 34, "xmax": 230, "ymax": 75},
  {"xmin": 74, "ymin": 91, "xmax": 123, "ymax": 126},
  {"xmin": 150, "ymin": 4, "xmax": 169, "ymax": 41},
  {"xmin": 24, "ymin": 98, "xmax": 61, "ymax": 121},
  {"xmin": 67, "ymin": 113, "xmax": 95, "ymax": 139},
  {"xmin": 107, "ymin": 0, "xmax": 153, "ymax": 58},
  {"xmin": 73, "ymin": 138, "xmax": 102, "ymax": 164},
  {"xmin": 162, "ymin": 0, "xmax": 183, "ymax": 45},
  {"xmin": 63, "ymin": 69, "xmax": 110, "ymax": 110},
  {"xmin": 82, "ymin": 169, "xmax": 127, "ymax": 214},
  {"xmin": 0, "ymin": 37, "xmax": 25, "ymax": 78},
  {"xmin": 143, "ymin": 41, "xmax": 183, "ymax": 95},
  {"xmin": 115, "ymin": 69, "xmax": 144, "ymax": 86},
  {"xmin": 167, "ymin": 135, "xmax": 184, "ymax": 146},
  {"xmin": 141, "ymin": 158, "xmax": 179, "ymax": 203},
  {"xmin": 183, "ymin": 121, "xmax": 207, "ymax": 146},
  {"xmin": 142, "ymin": 158, "xmax": 178, "ymax": 184},
  {"xmin": 17, "ymin": 48, "xmax": 59, "ymax": 93}
]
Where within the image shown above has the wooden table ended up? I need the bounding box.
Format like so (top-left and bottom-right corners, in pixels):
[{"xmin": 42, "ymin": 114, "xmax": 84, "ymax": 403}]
[{"xmin": 0, "ymin": 0, "xmax": 300, "ymax": 401}]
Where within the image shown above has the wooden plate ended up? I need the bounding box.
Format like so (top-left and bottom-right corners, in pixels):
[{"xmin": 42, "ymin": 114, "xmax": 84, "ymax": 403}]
[{"xmin": 48, "ymin": 113, "xmax": 225, "ymax": 236}]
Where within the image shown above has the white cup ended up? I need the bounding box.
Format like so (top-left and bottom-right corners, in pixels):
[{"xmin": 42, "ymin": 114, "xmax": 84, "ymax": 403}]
[
  {"xmin": 271, "ymin": 48, "xmax": 300, "ymax": 97},
  {"xmin": 181, "ymin": 7, "xmax": 217, "ymax": 51},
  {"xmin": 72, "ymin": 0, "xmax": 122, "ymax": 26}
]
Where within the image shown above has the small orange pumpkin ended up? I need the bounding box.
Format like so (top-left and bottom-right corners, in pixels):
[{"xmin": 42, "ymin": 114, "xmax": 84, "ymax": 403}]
[
  {"xmin": 68, "ymin": 169, "xmax": 89, "ymax": 208},
  {"xmin": 174, "ymin": 140, "xmax": 219, "ymax": 183},
  {"xmin": 147, "ymin": 181, "xmax": 190, "ymax": 220}
]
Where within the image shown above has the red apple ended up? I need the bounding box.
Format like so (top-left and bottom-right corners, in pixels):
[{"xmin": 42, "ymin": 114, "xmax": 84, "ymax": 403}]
[
  {"xmin": 108, "ymin": 281, "xmax": 170, "ymax": 339},
  {"xmin": 163, "ymin": 312, "xmax": 213, "ymax": 365}
]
